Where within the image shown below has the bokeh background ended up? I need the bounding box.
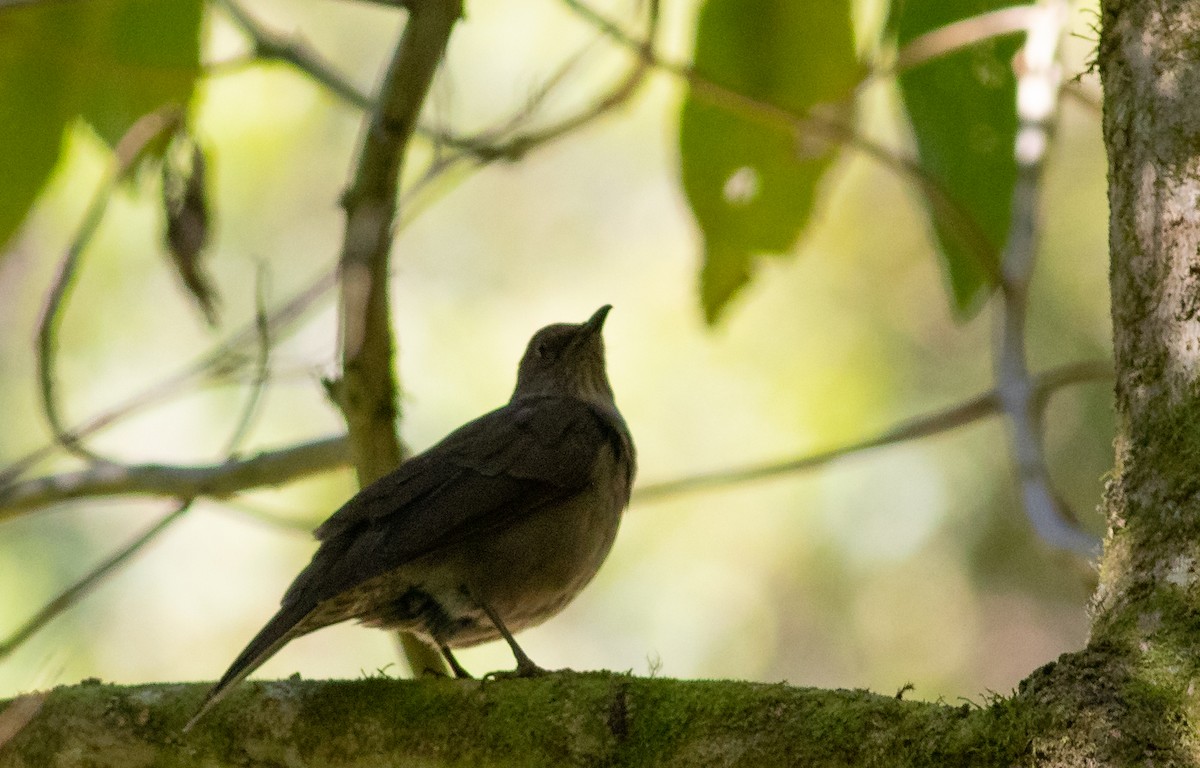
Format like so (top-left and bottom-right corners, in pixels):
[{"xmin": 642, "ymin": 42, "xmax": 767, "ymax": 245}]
[{"xmin": 0, "ymin": 0, "xmax": 1110, "ymax": 704}]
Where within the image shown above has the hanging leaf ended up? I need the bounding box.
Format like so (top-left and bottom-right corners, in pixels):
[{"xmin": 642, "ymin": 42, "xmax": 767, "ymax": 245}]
[
  {"xmin": 162, "ymin": 132, "xmax": 217, "ymax": 326},
  {"xmin": 892, "ymin": 0, "xmax": 1023, "ymax": 316},
  {"xmin": 679, "ymin": 0, "xmax": 859, "ymax": 324}
]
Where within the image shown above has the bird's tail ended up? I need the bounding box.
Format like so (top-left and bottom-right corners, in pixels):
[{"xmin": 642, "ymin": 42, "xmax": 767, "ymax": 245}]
[{"xmin": 183, "ymin": 602, "xmax": 312, "ymax": 732}]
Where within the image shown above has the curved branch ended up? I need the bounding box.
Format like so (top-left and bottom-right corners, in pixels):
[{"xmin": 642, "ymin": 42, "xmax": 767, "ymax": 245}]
[
  {"xmin": 35, "ymin": 107, "xmax": 184, "ymax": 464},
  {"xmin": 633, "ymin": 360, "xmax": 1110, "ymax": 504},
  {"xmin": 218, "ymin": 0, "xmax": 659, "ymax": 164},
  {"xmin": 992, "ymin": 1, "xmax": 1099, "ymax": 556}
]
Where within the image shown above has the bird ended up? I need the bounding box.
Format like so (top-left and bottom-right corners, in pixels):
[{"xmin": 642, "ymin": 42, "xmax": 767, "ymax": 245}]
[{"xmin": 184, "ymin": 305, "xmax": 635, "ymax": 731}]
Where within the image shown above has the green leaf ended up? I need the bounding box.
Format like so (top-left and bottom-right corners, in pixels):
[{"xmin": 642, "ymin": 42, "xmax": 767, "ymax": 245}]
[
  {"xmin": 679, "ymin": 0, "xmax": 858, "ymax": 325},
  {"xmin": 892, "ymin": 0, "xmax": 1023, "ymax": 317},
  {"xmin": 0, "ymin": 0, "xmax": 203, "ymax": 250}
]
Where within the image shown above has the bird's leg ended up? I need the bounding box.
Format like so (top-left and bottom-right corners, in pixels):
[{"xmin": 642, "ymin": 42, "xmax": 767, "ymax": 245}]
[
  {"xmin": 470, "ymin": 591, "xmax": 547, "ymax": 677},
  {"xmin": 438, "ymin": 643, "xmax": 473, "ymax": 679}
]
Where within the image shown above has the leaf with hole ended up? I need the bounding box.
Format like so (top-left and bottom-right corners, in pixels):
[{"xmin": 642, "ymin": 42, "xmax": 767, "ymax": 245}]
[{"xmin": 679, "ymin": 0, "xmax": 859, "ymax": 324}]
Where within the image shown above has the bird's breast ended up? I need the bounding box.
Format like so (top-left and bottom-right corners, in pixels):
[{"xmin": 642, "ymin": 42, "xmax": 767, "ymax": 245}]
[{"xmin": 455, "ymin": 441, "xmax": 629, "ymax": 640}]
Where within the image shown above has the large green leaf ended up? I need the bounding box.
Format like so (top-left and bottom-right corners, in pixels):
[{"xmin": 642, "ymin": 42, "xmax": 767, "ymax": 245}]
[
  {"xmin": 0, "ymin": 0, "xmax": 203, "ymax": 250},
  {"xmin": 892, "ymin": 0, "xmax": 1023, "ymax": 316},
  {"xmin": 680, "ymin": 0, "xmax": 858, "ymax": 324}
]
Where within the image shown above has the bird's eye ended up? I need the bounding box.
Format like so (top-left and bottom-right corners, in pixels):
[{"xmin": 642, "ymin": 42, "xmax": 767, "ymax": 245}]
[{"xmin": 535, "ymin": 341, "xmax": 550, "ymax": 359}]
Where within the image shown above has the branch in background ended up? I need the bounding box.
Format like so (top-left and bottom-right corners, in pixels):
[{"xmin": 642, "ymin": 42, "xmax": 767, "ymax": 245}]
[
  {"xmin": 558, "ymin": 0, "xmax": 1004, "ymax": 286},
  {"xmin": 562, "ymin": 0, "xmax": 1095, "ymax": 554},
  {"xmin": 221, "ymin": 264, "xmax": 273, "ymax": 453},
  {"xmin": 0, "ymin": 361, "xmax": 1110, "ymax": 518},
  {"xmin": 2, "ymin": 304, "xmax": 275, "ymax": 662},
  {"xmin": 0, "ymin": 436, "xmax": 348, "ymax": 521},
  {"xmin": 332, "ymin": 0, "xmax": 458, "ymax": 481},
  {"xmin": 329, "ymin": 0, "xmax": 463, "ymax": 678},
  {"xmin": 215, "ymin": 0, "xmax": 373, "ymax": 110},
  {"xmin": 893, "ymin": 5, "xmax": 1039, "ymax": 72},
  {"xmin": 993, "ymin": 1, "xmax": 1099, "ymax": 556},
  {"xmin": 217, "ymin": 0, "xmax": 660, "ymax": 164},
  {"xmin": 1, "ymin": 0, "xmax": 657, "ymax": 491},
  {"xmin": 634, "ymin": 360, "xmax": 1110, "ymax": 504},
  {"xmin": 0, "ymin": 500, "xmax": 193, "ymax": 661},
  {"xmin": 427, "ymin": 0, "xmax": 659, "ymax": 161},
  {"xmin": 34, "ymin": 107, "xmax": 184, "ymax": 466}
]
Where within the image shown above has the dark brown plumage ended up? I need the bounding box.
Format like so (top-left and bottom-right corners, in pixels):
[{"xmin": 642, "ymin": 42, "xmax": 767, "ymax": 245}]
[{"xmin": 184, "ymin": 305, "xmax": 635, "ymax": 731}]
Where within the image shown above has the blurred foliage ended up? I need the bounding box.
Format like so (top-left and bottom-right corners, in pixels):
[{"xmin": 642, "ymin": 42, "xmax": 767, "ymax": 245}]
[
  {"xmin": 0, "ymin": 0, "xmax": 1110, "ymax": 706},
  {"xmin": 0, "ymin": 0, "xmax": 203, "ymax": 250}
]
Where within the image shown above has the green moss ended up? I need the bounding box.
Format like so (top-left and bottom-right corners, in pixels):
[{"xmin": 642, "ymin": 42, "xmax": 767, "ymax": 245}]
[{"xmin": 0, "ymin": 674, "xmax": 1051, "ymax": 767}]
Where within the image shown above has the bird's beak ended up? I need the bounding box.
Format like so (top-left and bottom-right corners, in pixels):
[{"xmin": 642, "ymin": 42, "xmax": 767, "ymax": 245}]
[{"xmin": 582, "ymin": 305, "xmax": 612, "ymax": 336}]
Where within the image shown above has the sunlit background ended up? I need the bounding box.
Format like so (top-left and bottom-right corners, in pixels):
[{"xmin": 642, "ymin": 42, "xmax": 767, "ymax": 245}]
[{"xmin": 0, "ymin": 0, "xmax": 1110, "ymax": 705}]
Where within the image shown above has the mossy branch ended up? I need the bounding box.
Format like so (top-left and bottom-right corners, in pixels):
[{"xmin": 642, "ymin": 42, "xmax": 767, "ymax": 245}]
[{"xmin": 0, "ymin": 674, "xmax": 1038, "ymax": 767}]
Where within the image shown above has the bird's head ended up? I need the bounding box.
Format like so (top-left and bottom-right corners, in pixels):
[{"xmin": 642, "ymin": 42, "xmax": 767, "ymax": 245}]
[{"xmin": 513, "ymin": 305, "xmax": 615, "ymax": 405}]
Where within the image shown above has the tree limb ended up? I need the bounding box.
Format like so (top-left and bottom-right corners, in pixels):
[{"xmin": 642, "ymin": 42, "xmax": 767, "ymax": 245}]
[
  {"xmin": 0, "ymin": 675, "xmax": 1037, "ymax": 766},
  {"xmin": 0, "ymin": 437, "xmax": 348, "ymax": 521},
  {"xmin": 329, "ymin": 0, "xmax": 462, "ymax": 678}
]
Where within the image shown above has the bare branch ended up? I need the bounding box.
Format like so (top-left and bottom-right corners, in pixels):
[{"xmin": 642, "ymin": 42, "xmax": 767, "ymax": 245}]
[
  {"xmin": 0, "ymin": 436, "xmax": 348, "ymax": 520},
  {"xmin": 3, "ymin": 2, "xmax": 654, "ymax": 491},
  {"xmin": 330, "ymin": 0, "xmax": 463, "ymax": 678},
  {"xmin": 218, "ymin": 0, "xmax": 659, "ymax": 166},
  {"xmin": 35, "ymin": 107, "xmax": 184, "ymax": 464},
  {"xmin": 0, "ymin": 499, "xmax": 194, "ymax": 661},
  {"xmin": 992, "ymin": 1, "xmax": 1099, "ymax": 556},
  {"xmin": 0, "ymin": 358, "xmax": 1109, "ymax": 522},
  {"xmin": 894, "ymin": 5, "xmax": 1038, "ymax": 72},
  {"xmin": 428, "ymin": 0, "xmax": 660, "ymax": 162},
  {"xmin": 633, "ymin": 360, "xmax": 1110, "ymax": 503},
  {"xmin": 215, "ymin": 0, "xmax": 373, "ymax": 110},
  {"xmin": 221, "ymin": 264, "xmax": 273, "ymax": 453}
]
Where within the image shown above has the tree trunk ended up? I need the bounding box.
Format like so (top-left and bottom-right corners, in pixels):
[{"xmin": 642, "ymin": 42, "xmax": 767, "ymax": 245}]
[{"xmin": 1014, "ymin": 0, "xmax": 1200, "ymax": 763}]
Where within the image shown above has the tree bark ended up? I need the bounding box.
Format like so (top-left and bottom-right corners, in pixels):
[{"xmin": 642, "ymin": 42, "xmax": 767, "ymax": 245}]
[{"xmin": 1010, "ymin": 0, "xmax": 1200, "ymax": 764}]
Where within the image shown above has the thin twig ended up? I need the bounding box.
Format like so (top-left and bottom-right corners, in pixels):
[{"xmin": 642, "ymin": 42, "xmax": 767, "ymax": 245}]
[
  {"xmin": 894, "ymin": 5, "xmax": 1039, "ymax": 73},
  {"xmin": 35, "ymin": 107, "xmax": 184, "ymax": 464},
  {"xmin": 2, "ymin": 1, "xmax": 655, "ymax": 491},
  {"xmin": 0, "ymin": 122, "xmax": 489, "ymax": 491},
  {"xmin": 218, "ymin": 0, "xmax": 659, "ymax": 164},
  {"xmin": 428, "ymin": 0, "xmax": 660, "ymax": 161},
  {"xmin": 216, "ymin": 0, "xmax": 373, "ymax": 110},
  {"xmin": 558, "ymin": 0, "xmax": 1003, "ymax": 286},
  {"xmin": 1, "ymin": 287, "xmax": 282, "ymax": 661},
  {"xmin": 221, "ymin": 264, "xmax": 272, "ymax": 453},
  {"xmin": 0, "ymin": 436, "xmax": 349, "ymax": 520},
  {"xmin": 633, "ymin": 360, "xmax": 1110, "ymax": 503},
  {"xmin": 993, "ymin": 1, "xmax": 1099, "ymax": 556},
  {"xmin": 0, "ymin": 499, "xmax": 194, "ymax": 661}
]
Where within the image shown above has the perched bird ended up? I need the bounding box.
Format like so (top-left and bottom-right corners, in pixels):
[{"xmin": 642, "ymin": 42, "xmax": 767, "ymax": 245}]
[{"xmin": 184, "ymin": 305, "xmax": 635, "ymax": 731}]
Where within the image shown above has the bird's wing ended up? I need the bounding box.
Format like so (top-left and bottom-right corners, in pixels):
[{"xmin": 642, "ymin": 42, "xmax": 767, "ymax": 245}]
[{"xmin": 284, "ymin": 396, "xmax": 620, "ymax": 606}]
